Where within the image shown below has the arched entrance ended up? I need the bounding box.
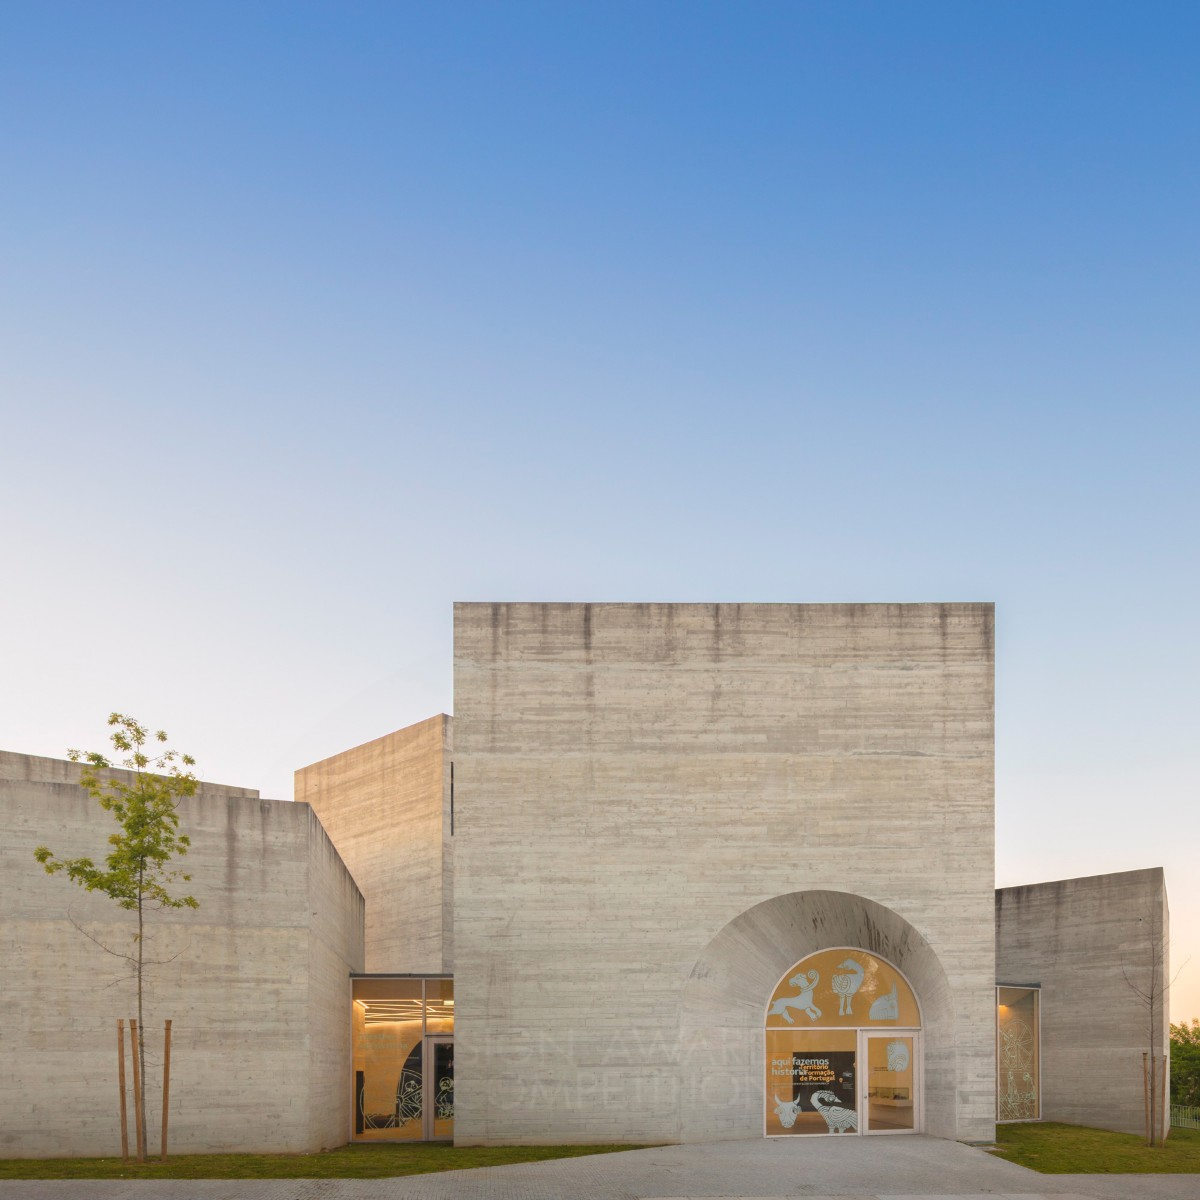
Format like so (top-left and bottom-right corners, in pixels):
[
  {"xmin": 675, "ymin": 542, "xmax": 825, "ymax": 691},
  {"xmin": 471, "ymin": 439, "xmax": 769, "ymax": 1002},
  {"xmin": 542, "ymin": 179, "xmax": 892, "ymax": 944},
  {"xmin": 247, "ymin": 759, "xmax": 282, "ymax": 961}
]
[
  {"xmin": 765, "ymin": 947, "xmax": 922, "ymax": 1135},
  {"xmin": 678, "ymin": 889, "xmax": 966, "ymax": 1142}
]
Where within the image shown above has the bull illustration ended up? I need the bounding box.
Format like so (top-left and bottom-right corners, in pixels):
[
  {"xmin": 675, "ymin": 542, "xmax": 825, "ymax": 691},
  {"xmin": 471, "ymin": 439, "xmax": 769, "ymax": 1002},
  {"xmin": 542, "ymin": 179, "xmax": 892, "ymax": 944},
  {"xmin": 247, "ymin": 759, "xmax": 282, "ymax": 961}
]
[{"xmin": 773, "ymin": 1093, "xmax": 804, "ymax": 1129}]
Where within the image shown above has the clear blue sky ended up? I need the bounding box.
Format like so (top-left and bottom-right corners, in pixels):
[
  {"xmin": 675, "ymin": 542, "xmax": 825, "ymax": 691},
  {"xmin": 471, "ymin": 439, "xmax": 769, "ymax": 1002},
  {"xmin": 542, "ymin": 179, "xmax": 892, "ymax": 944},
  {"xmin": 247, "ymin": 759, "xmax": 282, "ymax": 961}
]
[{"xmin": 2, "ymin": 2, "xmax": 1197, "ymax": 1018}]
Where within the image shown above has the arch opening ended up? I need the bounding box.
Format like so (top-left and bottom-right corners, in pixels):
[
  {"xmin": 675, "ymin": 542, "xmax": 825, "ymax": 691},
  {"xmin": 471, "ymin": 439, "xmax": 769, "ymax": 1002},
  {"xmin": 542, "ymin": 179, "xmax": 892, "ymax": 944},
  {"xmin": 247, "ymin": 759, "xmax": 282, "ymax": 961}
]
[
  {"xmin": 678, "ymin": 889, "xmax": 968, "ymax": 1143},
  {"xmin": 765, "ymin": 947, "xmax": 922, "ymax": 1136}
]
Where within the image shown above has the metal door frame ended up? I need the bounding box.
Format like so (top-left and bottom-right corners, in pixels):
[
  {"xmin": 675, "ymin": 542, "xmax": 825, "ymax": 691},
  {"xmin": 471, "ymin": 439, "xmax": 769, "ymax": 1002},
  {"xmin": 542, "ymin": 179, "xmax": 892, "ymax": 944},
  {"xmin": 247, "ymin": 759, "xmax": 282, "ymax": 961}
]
[{"xmin": 860, "ymin": 1029, "xmax": 922, "ymax": 1134}]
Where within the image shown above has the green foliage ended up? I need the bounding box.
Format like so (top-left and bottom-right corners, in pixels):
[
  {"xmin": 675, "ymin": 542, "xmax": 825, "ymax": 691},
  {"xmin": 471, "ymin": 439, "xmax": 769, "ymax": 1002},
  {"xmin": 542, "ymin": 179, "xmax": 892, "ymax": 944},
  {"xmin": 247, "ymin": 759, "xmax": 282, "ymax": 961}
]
[
  {"xmin": 992, "ymin": 1121, "xmax": 1200, "ymax": 1173},
  {"xmin": 34, "ymin": 713, "xmax": 199, "ymax": 915},
  {"xmin": 1172, "ymin": 1018, "xmax": 1200, "ymax": 1107},
  {"xmin": 34, "ymin": 713, "xmax": 201, "ymax": 1162},
  {"xmin": 0, "ymin": 1143, "xmax": 655, "ymax": 1180}
]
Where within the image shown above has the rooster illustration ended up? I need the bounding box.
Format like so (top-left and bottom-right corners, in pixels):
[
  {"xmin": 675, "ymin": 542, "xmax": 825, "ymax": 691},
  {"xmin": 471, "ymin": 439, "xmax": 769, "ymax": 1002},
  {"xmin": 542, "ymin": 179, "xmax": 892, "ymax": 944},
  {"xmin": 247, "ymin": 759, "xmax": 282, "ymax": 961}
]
[{"xmin": 831, "ymin": 958, "xmax": 865, "ymax": 1016}]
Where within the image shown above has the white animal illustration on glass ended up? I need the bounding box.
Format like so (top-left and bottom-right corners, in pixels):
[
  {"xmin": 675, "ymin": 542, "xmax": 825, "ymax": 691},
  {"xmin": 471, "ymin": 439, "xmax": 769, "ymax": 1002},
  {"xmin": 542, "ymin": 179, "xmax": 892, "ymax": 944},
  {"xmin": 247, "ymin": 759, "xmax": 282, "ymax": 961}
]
[
  {"xmin": 767, "ymin": 969, "xmax": 822, "ymax": 1024},
  {"xmin": 810, "ymin": 1089, "xmax": 859, "ymax": 1133},
  {"xmin": 772, "ymin": 1093, "xmax": 804, "ymax": 1128},
  {"xmin": 831, "ymin": 958, "xmax": 865, "ymax": 1015},
  {"xmin": 869, "ymin": 982, "xmax": 898, "ymax": 1020},
  {"xmin": 886, "ymin": 1039, "xmax": 910, "ymax": 1072}
]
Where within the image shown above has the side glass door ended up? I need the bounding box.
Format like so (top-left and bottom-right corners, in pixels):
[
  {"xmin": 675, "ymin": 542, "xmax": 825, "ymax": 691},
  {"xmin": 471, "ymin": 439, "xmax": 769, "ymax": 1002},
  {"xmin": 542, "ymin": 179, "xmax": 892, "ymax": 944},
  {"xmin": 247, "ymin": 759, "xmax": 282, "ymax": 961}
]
[
  {"xmin": 424, "ymin": 1037, "xmax": 454, "ymax": 1141},
  {"xmin": 863, "ymin": 1033, "xmax": 917, "ymax": 1133}
]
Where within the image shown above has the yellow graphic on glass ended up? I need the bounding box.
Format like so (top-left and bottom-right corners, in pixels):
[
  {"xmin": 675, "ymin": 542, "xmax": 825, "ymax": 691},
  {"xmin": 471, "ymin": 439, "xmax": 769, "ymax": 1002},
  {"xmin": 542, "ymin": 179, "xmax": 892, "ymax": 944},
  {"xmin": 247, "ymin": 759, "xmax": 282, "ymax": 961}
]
[
  {"xmin": 765, "ymin": 1029, "xmax": 858, "ymax": 1135},
  {"xmin": 766, "ymin": 949, "xmax": 919, "ymax": 1029}
]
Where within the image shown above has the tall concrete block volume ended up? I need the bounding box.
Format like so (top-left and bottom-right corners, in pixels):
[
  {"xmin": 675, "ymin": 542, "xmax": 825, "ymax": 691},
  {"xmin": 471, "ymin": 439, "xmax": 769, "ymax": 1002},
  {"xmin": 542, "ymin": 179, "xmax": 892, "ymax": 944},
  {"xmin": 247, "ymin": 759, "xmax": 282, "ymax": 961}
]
[
  {"xmin": 996, "ymin": 867, "xmax": 1170, "ymax": 1138},
  {"xmin": 452, "ymin": 602, "xmax": 996, "ymax": 1144},
  {"xmin": 296, "ymin": 714, "xmax": 453, "ymax": 974},
  {"xmin": 0, "ymin": 751, "xmax": 364, "ymax": 1158}
]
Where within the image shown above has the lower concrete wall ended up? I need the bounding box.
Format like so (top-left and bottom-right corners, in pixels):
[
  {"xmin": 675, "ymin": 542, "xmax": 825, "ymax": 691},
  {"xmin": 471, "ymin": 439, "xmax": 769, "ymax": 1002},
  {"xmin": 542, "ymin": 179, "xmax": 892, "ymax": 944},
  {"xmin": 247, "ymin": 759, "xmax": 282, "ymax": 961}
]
[
  {"xmin": 0, "ymin": 751, "xmax": 365, "ymax": 1158},
  {"xmin": 995, "ymin": 868, "xmax": 1169, "ymax": 1138}
]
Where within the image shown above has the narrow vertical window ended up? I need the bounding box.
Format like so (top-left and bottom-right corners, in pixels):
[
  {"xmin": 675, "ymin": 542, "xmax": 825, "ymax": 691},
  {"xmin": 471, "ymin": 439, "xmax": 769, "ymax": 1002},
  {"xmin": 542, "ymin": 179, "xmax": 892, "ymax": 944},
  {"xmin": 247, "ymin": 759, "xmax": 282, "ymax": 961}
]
[{"xmin": 997, "ymin": 986, "xmax": 1040, "ymax": 1121}]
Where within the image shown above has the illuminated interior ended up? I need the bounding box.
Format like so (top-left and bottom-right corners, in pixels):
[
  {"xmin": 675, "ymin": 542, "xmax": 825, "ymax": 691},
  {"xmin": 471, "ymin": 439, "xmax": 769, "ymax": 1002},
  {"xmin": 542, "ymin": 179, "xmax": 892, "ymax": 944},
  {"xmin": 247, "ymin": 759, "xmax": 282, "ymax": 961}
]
[{"xmin": 352, "ymin": 976, "xmax": 454, "ymax": 1142}]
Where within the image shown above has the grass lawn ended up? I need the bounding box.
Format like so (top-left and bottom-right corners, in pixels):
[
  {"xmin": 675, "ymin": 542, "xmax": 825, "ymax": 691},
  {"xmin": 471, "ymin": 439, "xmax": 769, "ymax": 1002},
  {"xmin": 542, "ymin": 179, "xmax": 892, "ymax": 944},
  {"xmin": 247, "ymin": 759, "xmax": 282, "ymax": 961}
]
[
  {"xmin": 991, "ymin": 1121, "xmax": 1200, "ymax": 1173},
  {"xmin": 0, "ymin": 1142, "xmax": 652, "ymax": 1181}
]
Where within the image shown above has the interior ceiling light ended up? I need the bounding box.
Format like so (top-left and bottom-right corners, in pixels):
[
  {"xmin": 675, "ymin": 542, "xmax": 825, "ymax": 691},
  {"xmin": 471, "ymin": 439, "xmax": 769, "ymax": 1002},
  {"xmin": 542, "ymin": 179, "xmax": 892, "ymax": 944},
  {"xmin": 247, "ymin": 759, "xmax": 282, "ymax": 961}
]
[{"xmin": 358, "ymin": 998, "xmax": 456, "ymax": 1025}]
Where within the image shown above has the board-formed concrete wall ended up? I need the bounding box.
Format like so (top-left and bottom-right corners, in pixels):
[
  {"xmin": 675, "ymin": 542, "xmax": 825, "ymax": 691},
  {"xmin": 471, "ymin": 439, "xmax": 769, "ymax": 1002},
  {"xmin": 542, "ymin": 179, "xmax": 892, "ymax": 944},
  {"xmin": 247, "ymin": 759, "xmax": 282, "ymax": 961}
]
[
  {"xmin": 0, "ymin": 751, "xmax": 364, "ymax": 1158},
  {"xmin": 453, "ymin": 602, "xmax": 996, "ymax": 1144},
  {"xmin": 995, "ymin": 867, "xmax": 1170, "ymax": 1138},
  {"xmin": 296, "ymin": 714, "xmax": 452, "ymax": 974}
]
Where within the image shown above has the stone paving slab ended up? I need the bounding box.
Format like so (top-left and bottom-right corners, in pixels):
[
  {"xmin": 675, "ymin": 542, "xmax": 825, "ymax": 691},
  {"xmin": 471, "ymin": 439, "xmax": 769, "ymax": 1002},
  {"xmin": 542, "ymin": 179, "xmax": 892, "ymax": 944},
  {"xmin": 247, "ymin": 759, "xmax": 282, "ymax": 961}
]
[{"xmin": 0, "ymin": 1137, "xmax": 1196, "ymax": 1200}]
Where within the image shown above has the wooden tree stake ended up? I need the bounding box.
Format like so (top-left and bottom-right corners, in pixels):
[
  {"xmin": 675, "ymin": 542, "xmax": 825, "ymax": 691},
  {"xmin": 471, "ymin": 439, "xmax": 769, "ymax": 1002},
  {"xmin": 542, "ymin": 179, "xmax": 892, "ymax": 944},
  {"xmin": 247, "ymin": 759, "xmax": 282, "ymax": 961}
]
[
  {"xmin": 160, "ymin": 1020, "xmax": 172, "ymax": 1161},
  {"xmin": 1160, "ymin": 1053, "xmax": 1169, "ymax": 1143},
  {"xmin": 1143, "ymin": 1051, "xmax": 1151, "ymax": 1146},
  {"xmin": 116, "ymin": 1019, "xmax": 129, "ymax": 1163},
  {"xmin": 129, "ymin": 1017, "xmax": 146, "ymax": 1162}
]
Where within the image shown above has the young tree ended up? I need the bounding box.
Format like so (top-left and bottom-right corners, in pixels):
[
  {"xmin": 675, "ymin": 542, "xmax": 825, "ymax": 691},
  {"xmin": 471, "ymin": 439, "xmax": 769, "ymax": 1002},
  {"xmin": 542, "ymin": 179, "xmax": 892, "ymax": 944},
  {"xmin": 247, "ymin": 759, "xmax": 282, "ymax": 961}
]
[
  {"xmin": 1120, "ymin": 909, "xmax": 1183, "ymax": 1146},
  {"xmin": 34, "ymin": 713, "xmax": 199, "ymax": 1158},
  {"xmin": 1171, "ymin": 1018, "xmax": 1200, "ymax": 1108}
]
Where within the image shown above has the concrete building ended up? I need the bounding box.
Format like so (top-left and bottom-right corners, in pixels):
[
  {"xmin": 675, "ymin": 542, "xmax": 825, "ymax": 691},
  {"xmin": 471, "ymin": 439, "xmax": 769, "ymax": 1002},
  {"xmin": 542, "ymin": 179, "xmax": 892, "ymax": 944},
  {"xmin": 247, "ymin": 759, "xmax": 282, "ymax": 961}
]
[
  {"xmin": 0, "ymin": 602, "xmax": 1172, "ymax": 1156},
  {"xmin": 0, "ymin": 751, "xmax": 364, "ymax": 1158},
  {"xmin": 996, "ymin": 867, "xmax": 1171, "ymax": 1135},
  {"xmin": 451, "ymin": 602, "xmax": 995, "ymax": 1144}
]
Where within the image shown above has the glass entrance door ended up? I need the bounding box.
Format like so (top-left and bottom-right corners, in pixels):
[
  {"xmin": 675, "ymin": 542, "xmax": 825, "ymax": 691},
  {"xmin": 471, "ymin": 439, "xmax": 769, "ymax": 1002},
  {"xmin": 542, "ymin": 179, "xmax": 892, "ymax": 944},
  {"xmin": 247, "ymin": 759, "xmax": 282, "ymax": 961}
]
[
  {"xmin": 424, "ymin": 1037, "xmax": 454, "ymax": 1141},
  {"xmin": 863, "ymin": 1033, "xmax": 917, "ymax": 1133}
]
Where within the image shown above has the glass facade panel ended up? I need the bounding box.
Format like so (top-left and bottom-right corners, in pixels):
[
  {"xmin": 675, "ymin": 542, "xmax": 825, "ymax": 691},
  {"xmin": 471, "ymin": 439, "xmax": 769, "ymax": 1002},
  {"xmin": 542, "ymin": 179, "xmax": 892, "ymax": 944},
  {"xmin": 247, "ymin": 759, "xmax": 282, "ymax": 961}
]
[
  {"xmin": 429, "ymin": 1039, "xmax": 454, "ymax": 1140},
  {"xmin": 352, "ymin": 979, "xmax": 424, "ymax": 1140},
  {"xmin": 997, "ymin": 986, "xmax": 1040, "ymax": 1121},
  {"xmin": 866, "ymin": 1034, "xmax": 915, "ymax": 1131},
  {"xmin": 351, "ymin": 978, "xmax": 454, "ymax": 1142},
  {"xmin": 766, "ymin": 1029, "xmax": 858, "ymax": 1135},
  {"xmin": 425, "ymin": 978, "xmax": 455, "ymax": 1036}
]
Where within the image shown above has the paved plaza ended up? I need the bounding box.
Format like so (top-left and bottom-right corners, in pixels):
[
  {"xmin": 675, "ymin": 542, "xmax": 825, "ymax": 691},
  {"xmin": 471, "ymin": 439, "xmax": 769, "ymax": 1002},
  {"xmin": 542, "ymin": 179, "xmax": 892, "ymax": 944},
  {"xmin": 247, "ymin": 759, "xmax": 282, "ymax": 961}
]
[{"xmin": 0, "ymin": 1137, "xmax": 1196, "ymax": 1200}]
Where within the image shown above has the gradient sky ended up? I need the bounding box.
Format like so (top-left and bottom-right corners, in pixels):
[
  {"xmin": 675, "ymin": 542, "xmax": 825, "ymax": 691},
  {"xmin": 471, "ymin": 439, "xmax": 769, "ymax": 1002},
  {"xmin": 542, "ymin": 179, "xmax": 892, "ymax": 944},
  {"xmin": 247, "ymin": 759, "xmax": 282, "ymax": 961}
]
[{"xmin": 2, "ymin": 2, "xmax": 1197, "ymax": 1020}]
